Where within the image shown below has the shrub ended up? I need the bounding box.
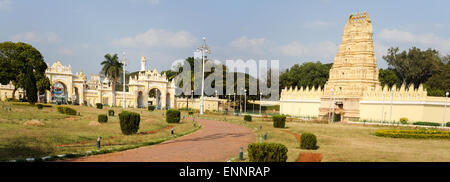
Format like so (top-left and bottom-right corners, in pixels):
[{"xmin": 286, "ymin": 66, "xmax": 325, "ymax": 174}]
[
  {"xmin": 119, "ymin": 111, "xmax": 141, "ymax": 135},
  {"xmin": 244, "ymin": 115, "xmax": 252, "ymax": 121},
  {"xmin": 108, "ymin": 110, "xmax": 115, "ymax": 116},
  {"xmin": 272, "ymin": 115, "xmax": 286, "ymax": 128},
  {"xmin": 148, "ymin": 105, "xmax": 156, "ymax": 111},
  {"xmin": 67, "ymin": 101, "xmax": 72, "ymax": 105},
  {"xmin": 166, "ymin": 109, "xmax": 181, "ymax": 123},
  {"xmin": 400, "ymin": 117, "xmax": 408, "ymax": 124},
  {"xmin": 63, "ymin": 107, "xmax": 77, "ymax": 115},
  {"xmin": 188, "ymin": 111, "xmax": 194, "ymax": 115},
  {"xmin": 447, "ymin": 122, "xmax": 450, "ymax": 127},
  {"xmin": 300, "ymin": 133, "xmax": 318, "ymax": 150},
  {"xmin": 98, "ymin": 114, "xmax": 108, "ymax": 123},
  {"xmin": 374, "ymin": 129, "xmax": 450, "ymax": 139},
  {"xmin": 56, "ymin": 106, "xmax": 77, "ymax": 115},
  {"xmin": 56, "ymin": 106, "xmax": 65, "ymax": 114},
  {"xmin": 96, "ymin": 103, "xmax": 103, "ymax": 109},
  {"xmin": 413, "ymin": 121, "xmax": 441, "ymax": 127},
  {"xmin": 247, "ymin": 143, "xmax": 288, "ymax": 162},
  {"xmin": 36, "ymin": 104, "xmax": 43, "ymax": 110}
]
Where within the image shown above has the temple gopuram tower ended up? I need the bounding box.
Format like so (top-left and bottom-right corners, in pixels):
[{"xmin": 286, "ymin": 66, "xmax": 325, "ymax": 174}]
[{"xmin": 319, "ymin": 12, "xmax": 380, "ymax": 122}]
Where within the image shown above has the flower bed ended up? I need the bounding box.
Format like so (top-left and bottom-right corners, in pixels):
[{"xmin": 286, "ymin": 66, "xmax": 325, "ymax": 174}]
[{"xmin": 374, "ymin": 129, "xmax": 450, "ymax": 139}]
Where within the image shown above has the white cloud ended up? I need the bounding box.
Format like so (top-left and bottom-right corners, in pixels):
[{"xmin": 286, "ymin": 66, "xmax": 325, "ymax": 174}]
[
  {"xmin": 0, "ymin": 0, "xmax": 11, "ymax": 10},
  {"xmin": 304, "ymin": 21, "xmax": 336, "ymax": 29},
  {"xmin": 378, "ymin": 29, "xmax": 450, "ymax": 52},
  {"xmin": 229, "ymin": 36, "xmax": 266, "ymax": 55},
  {"xmin": 280, "ymin": 41, "xmax": 338, "ymax": 59},
  {"xmin": 57, "ymin": 47, "xmax": 74, "ymax": 56},
  {"xmin": 112, "ymin": 29, "xmax": 196, "ymax": 48},
  {"xmin": 10, "ymin": 32, "xmax": 62, "ymax": 44},
  {"xmin": 148, "ymin": 0, "xmax": 160, "ymax": 4}
]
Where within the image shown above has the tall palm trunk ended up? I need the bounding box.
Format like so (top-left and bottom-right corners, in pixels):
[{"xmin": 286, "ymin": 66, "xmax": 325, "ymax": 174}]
[{"xmin": 111, "ymin": 81, "xmax": 116, "ymax": 107}]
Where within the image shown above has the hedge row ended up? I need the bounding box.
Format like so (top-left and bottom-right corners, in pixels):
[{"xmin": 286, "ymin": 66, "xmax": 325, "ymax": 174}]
[
  {"xmin": 56, "ymin": 106, "xmax": 77, "ymax": 115},
  {"xmin": 413, "ymin": 122, "xmax": 441, "ymax": 127},
  {"xmin": 374, "ymin": 129, "xmax": 450, "ymax": 139},
  {"xmin": 247, "ymin": 143, "xmax": 288, "ymax": 162}
]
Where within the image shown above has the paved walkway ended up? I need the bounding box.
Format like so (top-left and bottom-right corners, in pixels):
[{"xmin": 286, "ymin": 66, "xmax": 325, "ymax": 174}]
[{"xmin": 72, "ymin": 119, "xmax": 256, "ymax": 162}]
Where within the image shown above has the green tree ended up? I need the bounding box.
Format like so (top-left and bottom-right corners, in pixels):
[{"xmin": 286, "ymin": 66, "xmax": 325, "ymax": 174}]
[
  {"xmin": 100, "ymin": 53, "xmax": 123, "ymax": 106},
  {"xmin": 424, "ymin": 55, "xmax": 449, "ymax": 96},
  {"xmin": 0, "ymin": 41, "xmax": 49, "ymax": 104},
  {"xmin": 382, "ymin": 47, "xmax": 441, "ymax": 88},
  {"xmin": 378, "ymin": 68, "xmax": 401, "ymax": 88},
  {"xmin": 280, "ymin": 61, "xmax": 332, "ymax": 91}
]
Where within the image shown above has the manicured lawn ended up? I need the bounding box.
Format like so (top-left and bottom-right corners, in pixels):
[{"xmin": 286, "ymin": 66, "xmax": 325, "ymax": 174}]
[
  {"xmin": 0, "ymin": 102, "xmax": 197, "ymax": 161},
  {"xmin": 199, "ymin": 112, "xmax": 450, "ymax": 162}
]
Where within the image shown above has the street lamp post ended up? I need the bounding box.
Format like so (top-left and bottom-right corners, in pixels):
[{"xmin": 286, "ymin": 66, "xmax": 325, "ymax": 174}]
[
  {"xmin": 197, "ymin": 37, "xmax": 210, "ymax": 115},
  {"xmin": 443, "ymin": 92, "xmax": 449, "ymax": 125},
  {"xmin": 121, "ymin": 52, "xmax": 128, "ymax": 109},
  {"xmin": 244, "ymin": 89, "xmax": 247, "ymax": 113},
  {"xmin": 239, "ymin": 88, "xmax": 242, "ymax": 114},
  {"xmin": 259, "ymin": 92, "xmax": 262, "ymax": 115},
  {"xmin": 390, "ymin": 87, "xmax": 394, "ymax": 124}
]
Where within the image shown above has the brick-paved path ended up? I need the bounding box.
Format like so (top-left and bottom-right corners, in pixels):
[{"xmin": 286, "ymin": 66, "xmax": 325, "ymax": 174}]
[{"xmin": 72, "ymin": 119, "xmax": 256, "ymax": 162}]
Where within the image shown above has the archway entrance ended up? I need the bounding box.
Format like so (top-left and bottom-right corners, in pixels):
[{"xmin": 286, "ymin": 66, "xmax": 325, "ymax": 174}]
[
  {"xmin": 137, "ymin": 91, "xmax": 144, "ymax": 108},
  {"xmin": 149, "ymin": 88, "xmax": 161, "ymax": 109},
  {"xmin": 51, "ymin": 82, "xmax": 67, "ymax": 104}
]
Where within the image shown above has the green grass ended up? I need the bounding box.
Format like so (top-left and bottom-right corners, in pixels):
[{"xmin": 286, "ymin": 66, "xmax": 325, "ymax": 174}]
[
  {"xmin": 0, "ymin": 102, "xmax": 197, "ymax": 161},
  {"xmin": 199, "ymin": 112, "xmax": 450, "ymax": 162}
]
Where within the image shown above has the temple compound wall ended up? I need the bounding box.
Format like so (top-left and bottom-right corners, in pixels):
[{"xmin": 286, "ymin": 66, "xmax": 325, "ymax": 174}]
[{"xmin": 280, "ymin": 12, "xmax": 449, "ymax": 123}]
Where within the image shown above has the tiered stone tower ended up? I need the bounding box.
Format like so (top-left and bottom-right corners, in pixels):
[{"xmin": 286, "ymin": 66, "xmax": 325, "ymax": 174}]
[{"xmin": 319, "ymin": 12, "xmax": 380, "ymax": 121}]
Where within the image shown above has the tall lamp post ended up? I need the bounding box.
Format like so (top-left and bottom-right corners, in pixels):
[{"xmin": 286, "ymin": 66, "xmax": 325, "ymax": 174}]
[
  {"xmin": 443, "ymin": 92, "xmax": 449, "ymax": 125},
  {"xmin": 244, "ymin": 89, "xmax": 247, "ymax": 113},
  {"xmin": 120, "ymin": 52, "xmax": 129, "ymax": 109},
  {"xmin": 197, "ymin": 37, "xmax": 210, "ymax": 115},
  {"xmin": 259, "ymin": 92, "xmax": 262, "ymax": 115}
]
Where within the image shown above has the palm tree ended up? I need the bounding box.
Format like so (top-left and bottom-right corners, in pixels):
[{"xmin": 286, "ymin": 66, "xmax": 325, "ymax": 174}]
[{"xmin": 101, "ymin": 53, "xmax": 123, "ymax": 107}]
